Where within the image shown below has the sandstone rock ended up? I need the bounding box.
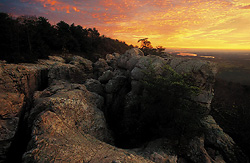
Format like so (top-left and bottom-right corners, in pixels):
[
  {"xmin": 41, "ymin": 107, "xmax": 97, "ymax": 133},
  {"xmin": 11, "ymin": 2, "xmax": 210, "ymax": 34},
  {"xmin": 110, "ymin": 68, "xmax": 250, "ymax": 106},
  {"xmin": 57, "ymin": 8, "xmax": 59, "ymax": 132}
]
[
  {"xmin": 133, "ymin": 138, "xmax": 178, "ymax": 163},
  {"xmin": 48, "ymin": 63, "xmax": 87, "ymax": 84},
  {"xmin": 0, "ymin": 92, "xmax": 24, "ymax": 152},
  {"xmin": 113, "ymin": 52, "xmax": 121, "ymax": 58},
  {"xmin": 23, "ymin": 110, "xmax": 152, "ymax": 163},
  {"xmin": 48, "ymin": 56, "xmax": 65, "ymax": 63},
  {"xmin": 0, "ymin": 63, "xmax": 48, "ymax": 162},
  {"xmin": 71, "ymin": 55, "xmax": 93, "ymax": 72},
  {"xmin": 23, "ymin": 81, "xmax": 152, "ymax": 163},
  {"xmin": 106, "ymin": 53, "xmax": 120, "ymax": 69},
  {"xmin": 131, "ymin": 55, "xmax": 166, "ymax": 81},
  {"xmin": 105, "ymin": 75, "xmax": 127, "ymax": 93},
  {"xmin": 85, "ymin": 78, "xmax": 104, "ymax": 95},
  {"xmin": 1, "ymin": 48, "xmax": 246, "ymax": 163},
  {"xmin": 186, "ymin": 136, "xmax": 214, "ymax": 163},
  {"xmin": 93, "ymin": 58, "xmax": 111, "ymax": 77},
  {"xmin": 131, "ymin": 80, "xmax": 143, "ymax": 95},
  {"xmin": 29, "ymin": 81, "xmax": 110, "ymax": 142},
  {"xmin": 117, "ymin": 48, "xmax": 144, "ymax": 70},
  {"xmin": 98, "ymin": 70, "xmax": 114, "ymax": 83},
  {"xmin": 201, "ymin": 115, "xmax": 248, "ymax": 163},
  {"xmin": 106, "ymin": 54, "xmax": 115, "ymax": 61}
]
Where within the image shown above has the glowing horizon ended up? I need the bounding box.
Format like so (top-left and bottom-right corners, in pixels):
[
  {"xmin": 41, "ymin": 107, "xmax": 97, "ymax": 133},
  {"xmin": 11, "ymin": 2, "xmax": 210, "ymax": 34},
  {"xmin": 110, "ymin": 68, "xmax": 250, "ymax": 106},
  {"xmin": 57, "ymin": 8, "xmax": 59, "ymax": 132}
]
[{"xmin": 1, "ymin": 0, "xmax": 250, "ymax": 50}]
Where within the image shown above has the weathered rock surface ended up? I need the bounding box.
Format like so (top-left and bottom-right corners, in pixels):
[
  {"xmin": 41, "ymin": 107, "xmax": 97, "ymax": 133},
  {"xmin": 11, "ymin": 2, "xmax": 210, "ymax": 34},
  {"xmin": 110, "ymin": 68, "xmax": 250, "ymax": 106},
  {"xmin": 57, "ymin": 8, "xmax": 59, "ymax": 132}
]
[
  {"xmin": 0, "ymin": 49, "xmax": 248, "ymax": 163},
  {"xmin": 23, "ymin": 81, "xmax": 152, "ymax": 162},
  {"xmin": 201, "ymin": 115, "xmax": 248, "ymax": 163},
  {"xmin": 0, "ymin": 63, "xmax": 48, "ymax": 162},
  {"xmin": 85, "ymin": 78, "xmax": 104, "ymax": 95},
  {"xmin": 93, "ymin": 58, "xmax": 111, "ymax": 77},
  {"xmin": 132, "ymin": 139, "xmax": 178, "ymax": 163},
  {"xmin": 169, "ymin": 58, "xmax": 217, "ymax": 111},
  {"xmin": 0, "ymin": 55, "xmax": 92, "ymax": 162}
]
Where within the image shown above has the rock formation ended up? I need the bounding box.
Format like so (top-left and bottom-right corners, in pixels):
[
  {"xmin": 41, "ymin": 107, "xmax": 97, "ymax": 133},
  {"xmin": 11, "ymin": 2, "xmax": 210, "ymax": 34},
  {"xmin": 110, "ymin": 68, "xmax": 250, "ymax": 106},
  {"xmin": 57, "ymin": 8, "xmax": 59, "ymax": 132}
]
[{"xmin": 0, "ymin": 49, "xmax": 248, "ymax": 163}]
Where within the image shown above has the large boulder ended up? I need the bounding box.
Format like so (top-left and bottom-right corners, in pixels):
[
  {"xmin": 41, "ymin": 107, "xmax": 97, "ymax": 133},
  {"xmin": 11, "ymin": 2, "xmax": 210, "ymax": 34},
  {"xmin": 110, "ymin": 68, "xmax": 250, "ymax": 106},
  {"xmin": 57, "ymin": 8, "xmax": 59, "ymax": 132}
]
[
  {"xmin": 169, "ymin": 58, "xmax": 217, "ymax": 111},
  {"xmin": 98, "ymin": 70, "xmax": 114, "ymax": 83},
  {"xmin": 48, "ymin": 63, "xmax": 86, "ymax": 84},
  {"xmin": 70, "ymin": 55, "xmax": 93, "ymax": 73},
  {"xmin": 106, "ymin": 53, "xmax": 120, "ymax": 69},
  {"xmin": 105, "ymin": 75, "xmax": 128, "ymax": 94},
  {"xmin": 201, "ymin": 115, "xmax": 248, "ymax": 163},
  {"xmin": 117, "ymin": 48, "xmax": 144, "ymax": 70},
  {"xmin": 28, "ymin": 81, "xmax": 110, "ymax": 142},
  {"xmin": 85, "ymin": 78, "xmax": 104, "ymax": 96},
  {"xmin": 93, "ymin": 58, "xmax": 111, "ymax": 78},
  {"xmin": 23, "ymin": 81, "xmax": 152, "ymax": 163}
]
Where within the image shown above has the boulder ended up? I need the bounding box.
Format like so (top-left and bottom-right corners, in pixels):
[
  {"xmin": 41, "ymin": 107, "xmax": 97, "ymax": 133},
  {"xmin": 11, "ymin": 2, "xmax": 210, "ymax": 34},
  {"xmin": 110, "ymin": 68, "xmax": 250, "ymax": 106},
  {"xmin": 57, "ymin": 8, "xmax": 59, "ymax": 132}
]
[
  {"xmin": 28, "ymin": 81, "xmax": 110, "ymax": 142},
  {"xmin": 133, "ymin": 138, "xmax": 178, "ymax": 163},
  {"xmin": 85, "ymin": 78, "xmax": 104, "ymax": 95},
  {"xmin": 93, "ymin": 58, "xmax": 111, "ymax": 77},
  {"xmin": 106, "ymin": 54, "xmax": 115, "ymax": 61},
  {"xmin": 105, "ymin": 75, "xmax": 127, "ymax": 94},
  {"xmin": 169, "ymin": 58, "xmax": 217, "ymax": 112},
  {"xmin": 98, "ymin": 70, "xmax": 114, "ymax": 83},
  {"xmin": 48, "ymin": 62, "xmax": 87, "ymax": 84},
  {"xmin": 48, "ymin": 56, "xmax": 65, "ymax": 63},
  {"xmin": 131, "ymin": 55, "xmax": 166, "ymax": 80},
  {"xmin": 70, "ymin": 55, "xmax": 93, "ymax": 73},
  {"xmin": 117, "ymin": 48, "xmax": 144, "ymax": 70},
  {"xmin": 23, "ymin": 81, "xmax": 152, "ymax": 163},
  {"xmin": 186, "ymin": 136, "xmax": 214, "ymax": 163},
  {"xmin": 201, "ymin": 115, "xmax": 248, "ymax": 163}
]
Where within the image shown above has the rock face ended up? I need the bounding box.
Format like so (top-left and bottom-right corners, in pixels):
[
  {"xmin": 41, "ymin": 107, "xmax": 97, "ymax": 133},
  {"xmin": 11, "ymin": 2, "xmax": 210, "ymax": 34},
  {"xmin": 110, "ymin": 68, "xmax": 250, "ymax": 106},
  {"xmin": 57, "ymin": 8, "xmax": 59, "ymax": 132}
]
[
  {"xmin": 0, "ymin": 49, "xmax": 248, "ymax": 163},
  {"xmin": 0, "ymin": 63, "xmax": 48, "ymax": 161},
  {"xmin": 23, "ymin": 81, "xmax": 151, "ymax": 162}
]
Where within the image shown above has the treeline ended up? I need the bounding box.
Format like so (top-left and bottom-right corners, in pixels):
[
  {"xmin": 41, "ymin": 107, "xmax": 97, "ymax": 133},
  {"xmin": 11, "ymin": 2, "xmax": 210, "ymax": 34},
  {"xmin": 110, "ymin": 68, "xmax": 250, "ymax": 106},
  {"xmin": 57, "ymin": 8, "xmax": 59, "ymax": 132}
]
[{"xmin": 0, "ymin": 12, "xmax": 132, "ymax": 63}]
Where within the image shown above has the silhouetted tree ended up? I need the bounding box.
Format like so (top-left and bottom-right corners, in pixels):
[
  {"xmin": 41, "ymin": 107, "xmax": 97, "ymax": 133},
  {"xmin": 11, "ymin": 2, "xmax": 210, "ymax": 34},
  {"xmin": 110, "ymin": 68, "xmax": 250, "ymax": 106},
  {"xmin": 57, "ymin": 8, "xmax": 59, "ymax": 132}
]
[
  {"xmin": 0, "ymin": 13, "xmax": 20, "ymax": 62},
  {"xmin": 0, "ymin": 12, "xmax": 132, "ymax": 63},
  {"xmin": 138, "ymin": 38, "xmax": 153, "ymax": 49}
]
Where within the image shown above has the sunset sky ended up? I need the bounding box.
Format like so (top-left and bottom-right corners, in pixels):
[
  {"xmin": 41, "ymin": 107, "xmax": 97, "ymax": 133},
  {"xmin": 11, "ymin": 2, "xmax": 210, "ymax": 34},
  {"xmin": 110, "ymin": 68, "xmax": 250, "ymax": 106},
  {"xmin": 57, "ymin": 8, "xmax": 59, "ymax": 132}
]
[{"xmin": 1, "ymin": 0, "xmax": 250, "ymax": 50}]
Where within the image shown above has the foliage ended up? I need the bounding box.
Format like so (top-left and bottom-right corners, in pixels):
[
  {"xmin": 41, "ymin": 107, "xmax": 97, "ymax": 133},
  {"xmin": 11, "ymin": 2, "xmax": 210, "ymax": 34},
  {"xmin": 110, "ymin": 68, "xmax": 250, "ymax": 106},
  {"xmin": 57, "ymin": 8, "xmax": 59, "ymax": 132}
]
[
  {"xmin": 138, "ymin": 38, "xmax": 165, "ymax": 56},
  {"xmin": 140, "ymin": 62, "xmax": 205, "ymax": 143},
  {"xmin": 0, "ymin": 12, "xmax": 132, "ymax": 63},
  {"xmin": 138, "ymin": 38, "xmax": 153, "ymax": 49}
]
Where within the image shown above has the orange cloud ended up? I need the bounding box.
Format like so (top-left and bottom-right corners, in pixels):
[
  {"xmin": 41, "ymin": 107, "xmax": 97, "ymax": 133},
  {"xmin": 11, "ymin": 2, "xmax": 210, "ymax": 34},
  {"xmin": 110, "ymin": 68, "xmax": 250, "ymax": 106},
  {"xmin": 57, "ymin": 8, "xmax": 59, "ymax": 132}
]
[
  {"xmin": 241, "ymin": 5, "xmax": 250, "ymax": 9},
  {"xmin": 15, "ymin": 0, "xmax": 250, "ymax": 49},
  {"xmin": 22, "ymin": 0, "xmax": 81, "ymax": 13}
]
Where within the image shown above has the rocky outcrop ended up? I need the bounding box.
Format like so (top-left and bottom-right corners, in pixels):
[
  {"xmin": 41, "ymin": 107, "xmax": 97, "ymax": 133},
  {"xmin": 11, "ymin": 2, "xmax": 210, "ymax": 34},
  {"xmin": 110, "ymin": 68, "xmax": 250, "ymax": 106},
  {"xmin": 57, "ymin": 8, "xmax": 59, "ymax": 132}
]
[
  {"xmin": 0, "ymin": 55, "xmax": 93, "ymax": 162},
  {"xmin": 0, "ymin": 49, "xmax": 248, "ymax": 163},
  {"xmin": 23, "ymin": 109, "xmax": 152, "ymax": 163},
  {"xmin": 100, "ymin": 48, "xmax": 246, "ymax": 162},
  {"xmin": 132, "ymin": 139, "xmax": 178, "ymax": 163},
  {"xmin": 48, "ymin": 56, "xmax": 93, "ymax": 84},
  {"xmin": 0, "ymin": 63, "xmax": 48, "ymax": 161},
  {"xmin": 24, "ymin": 81, "xmax": 149, "ymax": 162},
  {"xmin": 201, "ymin": 115, "xmax": 248, "ymax": 163}
]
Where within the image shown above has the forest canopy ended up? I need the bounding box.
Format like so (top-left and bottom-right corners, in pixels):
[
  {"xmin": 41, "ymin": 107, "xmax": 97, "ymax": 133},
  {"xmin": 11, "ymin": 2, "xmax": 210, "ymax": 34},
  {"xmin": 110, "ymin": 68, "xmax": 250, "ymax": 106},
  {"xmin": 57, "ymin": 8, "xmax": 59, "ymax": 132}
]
[{"xmin": 0, "ymin": 12, "xmax": 132, "ymax": 63}]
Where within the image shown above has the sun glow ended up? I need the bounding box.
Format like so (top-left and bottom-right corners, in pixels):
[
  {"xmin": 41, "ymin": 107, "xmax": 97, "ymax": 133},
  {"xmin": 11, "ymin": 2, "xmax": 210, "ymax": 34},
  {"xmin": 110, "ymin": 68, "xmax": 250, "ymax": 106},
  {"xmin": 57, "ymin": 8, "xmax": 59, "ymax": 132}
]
[{"xmin": 2, "ymin": 0, "xmax": 250, "ymax": 50}]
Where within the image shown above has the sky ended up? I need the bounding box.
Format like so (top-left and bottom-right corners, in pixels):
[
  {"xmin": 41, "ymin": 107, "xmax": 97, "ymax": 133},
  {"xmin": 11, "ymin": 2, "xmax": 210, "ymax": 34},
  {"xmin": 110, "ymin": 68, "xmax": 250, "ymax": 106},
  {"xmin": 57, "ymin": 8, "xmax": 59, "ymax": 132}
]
[{"xmin": 1, "ymin": 0, "xmax": 250, "ymax": 50}]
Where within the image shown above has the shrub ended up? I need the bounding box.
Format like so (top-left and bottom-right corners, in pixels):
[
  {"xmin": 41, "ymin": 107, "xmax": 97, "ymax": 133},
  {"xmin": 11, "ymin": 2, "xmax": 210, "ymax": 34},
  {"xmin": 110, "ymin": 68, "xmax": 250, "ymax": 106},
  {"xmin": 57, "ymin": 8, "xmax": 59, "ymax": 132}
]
[{"xmin": 140, "ymin": 62, "xmax": 206, "ymax": 143}]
